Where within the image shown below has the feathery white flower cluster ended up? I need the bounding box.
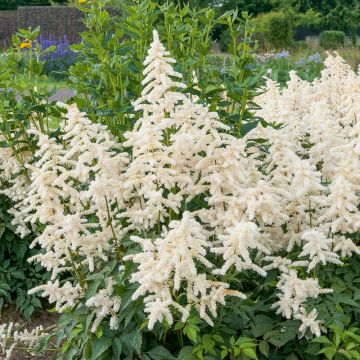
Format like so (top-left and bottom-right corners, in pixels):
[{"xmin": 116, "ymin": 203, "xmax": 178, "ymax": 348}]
[
  {"xmin": 126, "ymin": 212, "xmax": 246, "ymax": 329},
  {"xmin": 1, "ymin": 105, "xmax": 129, "ymax": 332},
  {"xmin": 85, "ymin": 278, "xmax": 121, "ymax": 332},
  {"xmin": 273, "ymin": 270, "xmax": 332, "ymax": 337},
  {"xmin": 0, "ymin": 136, "xmax": 32, "ymax": 238},
  {"xmin": 247, "ymin": 52, "xmax": 360, "ymax": 333},
  {"xmin": 2, "ymin": 35, "xmax": 360, "ymax": 338},
  {"xmin": 0, "ymin": 322, "xmax": 48, "ymax": 360},
  {"xmin": 123, "ymin": 30, "xmax": 270, "ymax": 328}
]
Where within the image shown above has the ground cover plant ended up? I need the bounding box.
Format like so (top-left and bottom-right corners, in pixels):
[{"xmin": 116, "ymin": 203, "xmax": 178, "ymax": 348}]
[
  {"xmin": 1, "ymin": 1, "xmax": 360, "ymax": 360},
  {"xmin": 256, "ymin": 51, "xmax": 324, "ymax": 86}
]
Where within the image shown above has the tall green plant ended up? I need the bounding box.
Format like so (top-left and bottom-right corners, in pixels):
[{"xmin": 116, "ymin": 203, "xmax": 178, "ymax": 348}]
[
  {"xmin": 0, "ymin": 27, "xmax": 64, "ymax": 157},
  {"xmin": 69, "ymin": 0, "xmax": 264, "ymax": 138}
]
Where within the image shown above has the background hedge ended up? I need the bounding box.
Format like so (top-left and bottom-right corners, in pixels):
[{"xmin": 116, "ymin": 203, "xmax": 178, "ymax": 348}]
[{"xmin": 320, "ymin": 30, "xmax": 346, "ymax": 49}]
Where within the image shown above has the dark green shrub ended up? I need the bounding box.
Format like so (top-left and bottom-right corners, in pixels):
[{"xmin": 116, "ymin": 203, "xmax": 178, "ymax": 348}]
[
  {"xmin": 218, "ymin": 28, "xmax": 231, "ymax": 52},
  {"xmin": 0, "ymin": 195, "xmax": 49, "ymax": 319},
  {"xmin": 320, "ymin": 30, "xmax": 345, "ymax": 49},
  {"xmin": 256, "ymin": 11, "xmax": 294, "ymax": 49}
]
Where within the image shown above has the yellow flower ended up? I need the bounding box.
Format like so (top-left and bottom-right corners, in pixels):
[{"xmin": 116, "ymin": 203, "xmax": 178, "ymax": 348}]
[
  {"xmin": 79, "ymin": 0, "xmax": 86, "ymax": 4},
  {"xmin": 20, "ymin": 42, "xmax": 31, "ymax": 49}
]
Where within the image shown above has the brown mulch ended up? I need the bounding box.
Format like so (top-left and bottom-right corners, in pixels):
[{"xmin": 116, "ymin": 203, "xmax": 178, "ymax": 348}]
[{"xmin": 0, "ymin": 304, "xmax": 59, "ymax": 360}]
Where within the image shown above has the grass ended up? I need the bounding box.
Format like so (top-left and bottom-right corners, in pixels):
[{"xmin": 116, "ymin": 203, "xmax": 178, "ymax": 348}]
[{"xmin": 40, "ymin": 78, "xmax": 68, "ymax": 89}]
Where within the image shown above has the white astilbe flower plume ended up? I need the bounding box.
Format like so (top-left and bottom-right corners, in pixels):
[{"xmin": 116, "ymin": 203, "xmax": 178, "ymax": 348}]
[
  {"xmin": 28, "ymin": 280, "xmax": 82, "ymax": 313},
  {"xmin": 333, "ymin": 236, "xmax": 360, "ymax": 257},
  {"xmin": 0, "ymin": 136, "xmax": 32, "ymax": 237},
  {"xmin": 85, "ymin": 278, "xmax": 121, "ymax": 332},
  {"xmin": 0, "ymin": 322, "xmax": 48, "ymax": 359},
  {"xmin": 263, "ymin": 256, "xmax": 308, "ymax": 274},
  {"xmin": 14, "ymin": 105, "xmax": 130, "ymax": 329},
  {"xmin": 20, "ymin": 132, "xmax": 68, "ymax": 225},
  {"xmin": 125, "ymin": 211, "xmax": 245, "ymax": 329},
  {"xmin": 272, "ymin": 270, "xmax": 332, "ymax": 327},
  {"xmin": 300, "ymin": 230, "xmax": 342, "ymax": 271},
  {"xmin": 249, "ymin": 53, "xmax": 360, "ymax": 333},
  {"xmin": 123, "ymin": 30, "xmax": 187, "ymax": 230},
  {"xmin": 295, "ymin": 308, "xmax": 324, "ymax": 337},
  {"xmin": 212, "ymin": 222, "xmax": 270, "ymax": 276},
  {"xmin": 3, "ymin": 34, "xmax": 360, "ymax": 340}
]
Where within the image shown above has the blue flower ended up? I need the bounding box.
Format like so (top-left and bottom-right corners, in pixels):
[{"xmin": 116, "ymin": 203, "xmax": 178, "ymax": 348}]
[
  {"xmin": 308, "ymin": 52, "xmax": 321, "ymax": 63},
  {"xmin": 275, "ymin": 50, "xmax": 290, "ymax": 59},
  {"xmin": 295, "ymin": 57, "xmax": 305, "ymax": 66}
]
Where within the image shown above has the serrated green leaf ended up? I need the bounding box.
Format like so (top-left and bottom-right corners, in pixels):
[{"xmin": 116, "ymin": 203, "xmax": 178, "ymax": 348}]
[
  {"xmin": 243, "ymin": 348, "xmax": 258, "ymax": 360},
  {"xmin": 259, "ymin": 341, "xmax": 269, "ymax": 357},
  {"xmin": 338, "ymin": 349, "xmax": 352, "ymax": 359},
  {"xmin": 344, "ymin": 331, "xmax": 360, "ymax": 344},
  {"xmin": 177, "ymin": 346, "xmax": 194, "ymax": 360},
  {"xmin": 349, "ymin": 350, "xmax": 360, "ymax": 359},
  {"xmin": 184, "ymin": 325, "xmax": 198, "ymax": 343},
  {"xmin": 148, "ymin": 345, "xmax": 176, "ymax": 360},
  {"xmin": 112, "ymin": 337, "xmax": 122, "ymax": 359},
  {"xmin": 90, "ymin": 337, "xmax": 112, "ymax": 360},
  {"xmin": 220, "ymin": 349, "xmax": 228, "ymax": 359},
  {"xmin": 318, "ymin": 346, "xmax": 336, "ymax": 360},
  {"xmin": 312, "ymin": 336, "xmax": 332, "ymax": 345}
]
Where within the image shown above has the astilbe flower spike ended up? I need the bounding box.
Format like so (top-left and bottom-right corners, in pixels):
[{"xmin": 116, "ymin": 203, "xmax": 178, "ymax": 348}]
[{"xmin": 2, "ymin": 37, "xmax": 360, "ymax": 339}]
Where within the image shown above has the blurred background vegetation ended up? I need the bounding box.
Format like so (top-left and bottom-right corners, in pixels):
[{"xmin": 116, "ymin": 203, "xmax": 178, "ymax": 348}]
[
  {"xmin": 2, "ymin": 0, "xmax": 360, "ymax": 49},
  {"xmin": 2, "ymin": 0, "xmax": 360, "ymax": 38},
  {"xmin": 2, "ymin": 0, "xmax": 360, "ymax": 88}
]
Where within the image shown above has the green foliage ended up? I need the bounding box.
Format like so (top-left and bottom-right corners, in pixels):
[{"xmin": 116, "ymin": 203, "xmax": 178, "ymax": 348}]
[
  {"xmin": 0, "ymin": 194, "xmax": 49, "ymax": 318},
  {"xmin": 255, "ymin": 11, "xmax": 294, "ymax": 49},
  {"xmin": 69, "ymin": 0, "xmax": 264, "ymax": 139},
  {"xmin": 313, "ymin": 325, "xmax": 360, "ymax": 360},
  {"xmin": 295, "ymin": 8, "xmax": 322, "ymax": 29},
  {"xmin": 213, "ymin": 0, "xmax": 274, "ymax": 18},
  {"xmin": 0, "ymin": 27, "xmax": 65, "ymax": 142},
  {"xmin": 42, "ymin": 54, "xmax": 78, "ymax": 80},
  {"xmin": 320, "ymin": 31, "xmax": 346, "ymax": 49},
  {"xmin": 211, "ymin": 0, "xmax": 360, "ymax": 48},
  {"xmin": 261, "ymin": 52, "xmax": 324, "ymax": 86}
]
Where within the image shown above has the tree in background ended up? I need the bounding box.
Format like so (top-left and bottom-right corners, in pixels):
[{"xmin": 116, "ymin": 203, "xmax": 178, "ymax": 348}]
[
  {"xmin": 216, "ymin": 0, "xmax": 360, "ymax": 48},
  {"xmin": 217, "ymin": 0, "xmax": 274, "ymax": 16}
]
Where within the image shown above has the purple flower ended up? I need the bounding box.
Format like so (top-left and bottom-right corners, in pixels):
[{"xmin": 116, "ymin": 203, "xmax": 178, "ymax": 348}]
[{"xmin": 38, "ymin": 34, "xmax": 76, "ymax": 62}]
